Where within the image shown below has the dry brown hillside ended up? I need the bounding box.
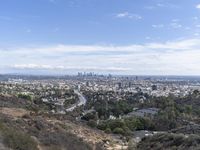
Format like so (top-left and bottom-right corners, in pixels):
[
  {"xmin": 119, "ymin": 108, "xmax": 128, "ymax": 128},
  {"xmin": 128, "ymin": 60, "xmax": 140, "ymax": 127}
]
[{"xmin": 0, "ymin": 95, "xmax": 126, "ymax": 150}]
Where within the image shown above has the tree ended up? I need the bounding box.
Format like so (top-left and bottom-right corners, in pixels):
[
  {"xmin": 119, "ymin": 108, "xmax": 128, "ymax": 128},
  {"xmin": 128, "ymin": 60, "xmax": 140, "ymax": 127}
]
[{"xmin": 113, "ymin": 127, "xmax": 125, "ymax": 135}]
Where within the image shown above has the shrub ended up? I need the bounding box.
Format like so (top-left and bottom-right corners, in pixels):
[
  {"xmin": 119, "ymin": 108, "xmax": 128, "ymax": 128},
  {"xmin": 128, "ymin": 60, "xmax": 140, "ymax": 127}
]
[
  {"xmin": 0, "ymin": 122, "xmax": 38, "ymax": 150},
  {"xmin": 97, "ymin": 122, "xmax": 107, "ymax": 130},
  {"xmin": 105, "ymin": 128, "xmax": 112, "ymax": 134},
  {"xmin": 3, "ymin": 128, "xmax": 38, "ymax": 150},
  {"xmin": 17, "ymin": 94, "xmax": 32, "ymax": 101},
  {"xmin": 87, "ymin": 120, "xmax": 97, "ymax": 128},
  {"xmin": 108, "ymin": 119, "xmax": 126, "ymax": 131},
  {"xmin": 113, "ymin": 127, "xmax": 125, "ymax": 135},
  {"xmin": 123, "ymin": 126, "xmax": 132, "ymax": 136},
  {"xmin": 137, "ymin": 133, "xmax": 200, "ymax": 150}
]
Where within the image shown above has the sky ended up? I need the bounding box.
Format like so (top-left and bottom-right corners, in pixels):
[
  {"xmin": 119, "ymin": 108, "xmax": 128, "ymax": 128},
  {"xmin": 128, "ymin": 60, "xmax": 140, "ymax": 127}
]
[{"xmin": 1, "ymin": 0, "xmax": 200, "ymax": 75}]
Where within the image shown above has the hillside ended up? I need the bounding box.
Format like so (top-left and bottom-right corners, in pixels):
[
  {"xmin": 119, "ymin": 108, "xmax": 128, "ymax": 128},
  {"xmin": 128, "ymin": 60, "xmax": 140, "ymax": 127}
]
[
  {"xmin": 0, "ymin": 95, "xmax": 125, "ymax": 150},
  {"xmin": 137, "ymin": 133, "xmax": 200, "ymax": 150}
]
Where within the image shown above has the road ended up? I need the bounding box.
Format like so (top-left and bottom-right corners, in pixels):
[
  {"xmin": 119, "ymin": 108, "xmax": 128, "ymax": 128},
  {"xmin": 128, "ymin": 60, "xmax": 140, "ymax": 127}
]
[{"xmin": 66, "ymin": 90, "xmax": 87, "ymax": 112}]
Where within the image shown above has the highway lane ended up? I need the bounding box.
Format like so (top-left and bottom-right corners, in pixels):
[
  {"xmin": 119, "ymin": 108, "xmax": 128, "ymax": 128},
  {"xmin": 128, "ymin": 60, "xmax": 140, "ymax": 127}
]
[{"xmin": 66, "ymin": 90, "xmax": 87, "ymax": 112}]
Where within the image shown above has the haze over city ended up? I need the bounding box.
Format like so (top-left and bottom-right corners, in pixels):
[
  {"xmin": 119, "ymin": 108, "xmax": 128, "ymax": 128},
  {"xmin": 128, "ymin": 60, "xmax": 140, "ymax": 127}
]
[{"xmin": 1, "ymin": 0, "xmax": 200, "ymax": 75}]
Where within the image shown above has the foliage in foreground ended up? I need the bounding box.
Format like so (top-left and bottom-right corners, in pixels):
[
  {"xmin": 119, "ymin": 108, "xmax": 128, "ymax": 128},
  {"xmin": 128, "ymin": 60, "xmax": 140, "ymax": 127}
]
[
  {"xmin": 0, "ymin": 122, "xmax": 38, "ymax": 150},
  {"xmin": 137, "ymin": 133, "xmax": 200, "ymax": 150},
  {"xmin": 97, "ymin": 117, "xmax": 155, "ymax": 136}
]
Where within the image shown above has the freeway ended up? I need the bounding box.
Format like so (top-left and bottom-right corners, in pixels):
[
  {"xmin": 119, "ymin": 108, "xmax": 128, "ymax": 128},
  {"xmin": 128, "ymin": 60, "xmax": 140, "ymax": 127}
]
[{"xmin": 66, "ymin": 90, "xmax": 87, "ymax": 112}]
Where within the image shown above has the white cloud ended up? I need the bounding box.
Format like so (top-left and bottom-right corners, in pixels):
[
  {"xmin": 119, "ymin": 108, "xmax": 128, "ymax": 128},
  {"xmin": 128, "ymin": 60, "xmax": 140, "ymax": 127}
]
[
  {"xmin": 196, "ymin": 4, "xmax": 200, "ymax": 9},
  {"xmin": 152, "ymin": 24, "xmax": 164, "ymax": 28},
  {"xmin": 169, "ymin": 22, "xmax": 182, "ymax": 29},
  {"xmin": 115, "ymin": 12, "xmax": 142, "ymax": 20},
  {"xmin": 146, "ymin": 39, "xmax": 200, "ymax": 49},
  {"xmin": 145, "ymin": 3, "xmax": 179, "ymax": 10},
  {"xmin": 172, "ymin": 19, "xmax": 180, "ymax": 22},
  {"xmin": 193, "ymin": 17, "xmax": 199, "ymax": 20},
  {"xmin": 11, "ymin": 64, "xmax": 131, "ymax": 72},
  {"xmin": 1, "ymin": 38, "xmax": 200, "ymax": 75},
  {"xmin": 145, "ymin": 36, "xmax": 151, "ymax": 40},
  {"xmin": 185, "ymin": 27, "xmax": 191, "ymax": 30},
  {"xmin": 12, "ymin": 64, "xmax": 60, "ymax": 70},
  {"xmin": 194, "ymin": 33, "xmax": 200, "ymax": 36}
]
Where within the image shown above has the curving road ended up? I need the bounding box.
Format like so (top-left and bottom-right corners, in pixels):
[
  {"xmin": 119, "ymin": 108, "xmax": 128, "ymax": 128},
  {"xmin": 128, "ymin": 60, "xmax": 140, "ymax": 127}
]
[{"xmin": 66, "ymin": 90, "xmax": 87, "ymax": 112}]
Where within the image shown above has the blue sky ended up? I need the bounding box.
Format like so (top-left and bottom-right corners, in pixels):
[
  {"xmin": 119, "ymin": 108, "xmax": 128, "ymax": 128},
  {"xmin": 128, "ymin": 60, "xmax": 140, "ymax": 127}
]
[{"xmin": 1, "ymin": 0, "xmax": 200, "ymax": 75}]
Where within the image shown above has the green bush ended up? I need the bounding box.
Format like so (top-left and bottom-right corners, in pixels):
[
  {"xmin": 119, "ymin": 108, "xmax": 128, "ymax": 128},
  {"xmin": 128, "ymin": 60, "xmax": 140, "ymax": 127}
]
[
  {"xmin": 97, "ymin": 122, "xmax": 107, "ymax": 130},
  {"xmin": 96, "ymin": 117, "xmax": 155, "ymax": 136},
  {"xmin": 3, "ymin": 129, "xmax": 38, "ymax": 150},
  {"xmin": 87, "ymin": 120, "xmax": 97, "ymax": 128},
  {"xmin": 105, "ymin": 128, "xmax": 112, "ymax": 134},
  {"xmin": 137, "ymin": 133, "xmax": 200, "ymax": 150},
  {"xmin": 113, "ymin": 127, "xmax": 125, "ymax": 135},
  {"xmin": 108, "ymin": 119, "xmax": 126, "ymax": 131},
  {"xmin": 0, "ymin": 124, "xmax": 38, "ymax": 150},
  {"xmin": 17, "ymin": 93, "xmax": 32, "ymax": 101},
  {"xmin": 122, "ymin": 126, "xmax": 132, "ymax": 136}
]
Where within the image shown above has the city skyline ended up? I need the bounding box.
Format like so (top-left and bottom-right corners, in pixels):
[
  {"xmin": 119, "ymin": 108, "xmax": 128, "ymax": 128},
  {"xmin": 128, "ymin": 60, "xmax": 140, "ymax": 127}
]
[{"xmin": 1, "ymin": 0, "xmax": 200, "ymax": 75}]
